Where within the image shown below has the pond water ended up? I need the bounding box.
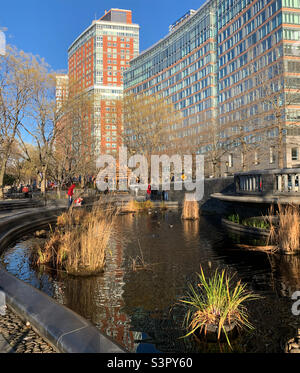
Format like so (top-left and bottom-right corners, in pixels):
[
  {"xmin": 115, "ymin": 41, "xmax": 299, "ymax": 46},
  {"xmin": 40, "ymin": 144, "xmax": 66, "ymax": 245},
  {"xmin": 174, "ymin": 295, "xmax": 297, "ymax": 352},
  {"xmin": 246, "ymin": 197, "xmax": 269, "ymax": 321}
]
[{"xmin": 1, "ymin": 210, "xmax": 300, "ymax": 353}]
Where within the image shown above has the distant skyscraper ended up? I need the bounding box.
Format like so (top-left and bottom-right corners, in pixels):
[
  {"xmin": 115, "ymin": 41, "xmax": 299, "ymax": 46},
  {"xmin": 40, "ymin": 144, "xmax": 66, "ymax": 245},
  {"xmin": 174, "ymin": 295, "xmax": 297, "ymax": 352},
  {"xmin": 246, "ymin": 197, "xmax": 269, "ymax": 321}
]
[{"xmin": 64, "ymin": 9, "xmax": 139, "ymax": 156}]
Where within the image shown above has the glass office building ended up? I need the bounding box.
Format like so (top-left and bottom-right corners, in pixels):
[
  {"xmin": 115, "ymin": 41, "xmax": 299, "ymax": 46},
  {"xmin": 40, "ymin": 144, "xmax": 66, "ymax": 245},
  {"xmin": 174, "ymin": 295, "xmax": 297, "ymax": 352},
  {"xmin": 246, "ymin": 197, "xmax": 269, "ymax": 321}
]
[{"xmin": 124, "ymin": 0, "xmax": 300, "ymax": 175}]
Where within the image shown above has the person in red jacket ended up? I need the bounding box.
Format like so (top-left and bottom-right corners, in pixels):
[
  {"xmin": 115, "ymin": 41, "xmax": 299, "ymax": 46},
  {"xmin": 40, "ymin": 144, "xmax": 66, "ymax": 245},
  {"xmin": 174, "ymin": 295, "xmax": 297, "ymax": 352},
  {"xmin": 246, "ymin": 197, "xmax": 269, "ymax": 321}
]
[
  {"xmin": 67, "ymin": 183, "xmax": 76, "ymax": 208},
  {"xmin": 22, "ymin": 186, "xmax": 29, "ymax": 198},
  {"xmin": 146, "ymin": 184, "xmax": 151, "ymax": 200}
]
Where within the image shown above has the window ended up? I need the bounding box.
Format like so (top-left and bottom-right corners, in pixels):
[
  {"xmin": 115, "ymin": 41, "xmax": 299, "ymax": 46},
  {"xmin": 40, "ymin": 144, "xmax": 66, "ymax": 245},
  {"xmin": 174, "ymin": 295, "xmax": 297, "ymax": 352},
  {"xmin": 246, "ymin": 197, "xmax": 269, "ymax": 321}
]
[{"xmin": 292, "ymin": 147, "xmax": 299, "ymax": 160}]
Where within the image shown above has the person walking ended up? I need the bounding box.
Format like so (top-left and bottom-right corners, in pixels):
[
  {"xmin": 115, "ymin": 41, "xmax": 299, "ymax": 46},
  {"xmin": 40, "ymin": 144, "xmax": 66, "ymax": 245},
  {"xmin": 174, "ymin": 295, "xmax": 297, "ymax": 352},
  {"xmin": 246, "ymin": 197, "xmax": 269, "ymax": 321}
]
[
  {"xmin": 22, "ymin": 185, "xmax": 29, "ymax": 198},
  {"xmin": 67, "ymin": 183, "xmax": 76, "ymax": 208},
  {"xmin": 146, "ymin": 184, "xmax": 151, "ymax": 200}
]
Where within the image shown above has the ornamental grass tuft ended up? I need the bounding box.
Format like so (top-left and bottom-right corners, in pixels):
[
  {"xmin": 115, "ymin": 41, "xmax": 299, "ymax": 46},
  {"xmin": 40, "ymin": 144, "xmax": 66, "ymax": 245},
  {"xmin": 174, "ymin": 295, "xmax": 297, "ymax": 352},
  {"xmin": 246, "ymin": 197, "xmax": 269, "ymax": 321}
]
[{"xmin": 180, "ymin": 267, "xmax": 260, "ymax": 347}]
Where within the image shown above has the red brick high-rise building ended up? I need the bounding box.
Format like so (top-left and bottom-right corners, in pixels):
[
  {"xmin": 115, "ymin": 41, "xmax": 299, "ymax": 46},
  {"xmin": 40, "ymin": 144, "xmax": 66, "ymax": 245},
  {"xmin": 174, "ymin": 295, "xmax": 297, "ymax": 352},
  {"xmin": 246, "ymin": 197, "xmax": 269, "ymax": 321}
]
[{"xmin": 64, "ymin": 9, "xmax": 140, "ymax": 156}]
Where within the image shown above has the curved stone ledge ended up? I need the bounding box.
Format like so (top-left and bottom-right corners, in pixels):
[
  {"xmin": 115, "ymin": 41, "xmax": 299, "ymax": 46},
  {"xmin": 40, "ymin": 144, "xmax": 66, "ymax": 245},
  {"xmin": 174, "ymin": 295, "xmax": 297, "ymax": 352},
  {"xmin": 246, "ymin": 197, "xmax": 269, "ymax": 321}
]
[
  {"xmin": 0, "ymin": 205, "xmax": 127, "ymax": 353},
  {"xmin": 212, "ymin": 193, "xmax": 300, "ymax": 205},
  {"xmin": 0, "ymin": 206, "xmax": 67, "ymax": 254}
]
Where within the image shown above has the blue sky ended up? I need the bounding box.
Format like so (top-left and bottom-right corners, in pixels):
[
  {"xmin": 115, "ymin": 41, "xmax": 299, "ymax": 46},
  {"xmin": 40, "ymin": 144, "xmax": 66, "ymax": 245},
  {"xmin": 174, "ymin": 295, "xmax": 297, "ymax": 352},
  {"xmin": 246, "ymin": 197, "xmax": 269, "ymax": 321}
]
[{"xmin": 1, "ymin": 0, "xmax": 206, "ymax": 72}]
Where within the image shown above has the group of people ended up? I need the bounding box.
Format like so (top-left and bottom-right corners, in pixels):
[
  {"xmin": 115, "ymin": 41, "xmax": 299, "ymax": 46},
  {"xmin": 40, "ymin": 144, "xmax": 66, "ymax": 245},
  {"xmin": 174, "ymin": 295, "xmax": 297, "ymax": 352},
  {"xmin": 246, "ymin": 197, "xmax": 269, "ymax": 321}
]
[{"xmin": 146, "ymin": 184, "xmax": 169, "ymax": 201}]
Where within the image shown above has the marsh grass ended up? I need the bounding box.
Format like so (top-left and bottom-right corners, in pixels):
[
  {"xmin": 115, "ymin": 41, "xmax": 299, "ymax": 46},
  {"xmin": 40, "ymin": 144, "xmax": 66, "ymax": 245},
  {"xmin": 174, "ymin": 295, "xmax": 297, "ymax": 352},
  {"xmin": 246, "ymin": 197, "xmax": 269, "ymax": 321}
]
[
  {"xmin": 181, "ymin": 199, "xmax": 199, "ymax": 220},
  {"xmin": 65, "ymin": 207, "xmax": 115, "ymax": 276},
  {"xmin": 130, "ymin": 240, "xmax": 150, "ymax": 271},
  {"xmin": 124, "ymin": 199, "xmax": 138, "ymax": 213},
  {"xmin": 123, "ymin": 199, "xmax": 154, "ymax": 213},
  {"xmin": 129, "ymin": 239, "xmax": 158, "ymax": 272},
  {"xmin": 180, "ymin": 267, "xmax": 260, "ymax": 347},
  {"xmin": 32, "ymin": 205, "xmax": 117, "ymax": 276},
  {"xmin": 266, "ymin": 204, "xmax": 300, "ymax": 254},
  {"xmin": 56, "ymin": 209, "xmax": 88, "ymax": 228}
]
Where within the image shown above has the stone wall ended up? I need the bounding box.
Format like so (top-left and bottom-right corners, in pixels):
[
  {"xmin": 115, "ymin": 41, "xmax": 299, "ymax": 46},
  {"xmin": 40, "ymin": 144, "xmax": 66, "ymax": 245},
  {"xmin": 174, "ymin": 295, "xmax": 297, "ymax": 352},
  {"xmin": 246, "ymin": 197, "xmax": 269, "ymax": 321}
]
[{"xmin": 132, "ymin": 177, "xmax": 234, "ymax": 215}]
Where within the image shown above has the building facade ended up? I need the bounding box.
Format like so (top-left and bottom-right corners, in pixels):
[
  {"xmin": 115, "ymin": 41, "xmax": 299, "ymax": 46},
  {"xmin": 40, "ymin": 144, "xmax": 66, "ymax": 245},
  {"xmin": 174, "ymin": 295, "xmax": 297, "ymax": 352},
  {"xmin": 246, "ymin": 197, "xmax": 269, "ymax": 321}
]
[
  {"xmin": 55, "ymin": 74, "xmax": 69, "ymax": 110},
  {"xmin": 64, "ymin": 9, "xmax": 139, "ymax": 156},
  {"xmin": 124, "ymin": 0, "xmax": 300, "ymax": 177}
]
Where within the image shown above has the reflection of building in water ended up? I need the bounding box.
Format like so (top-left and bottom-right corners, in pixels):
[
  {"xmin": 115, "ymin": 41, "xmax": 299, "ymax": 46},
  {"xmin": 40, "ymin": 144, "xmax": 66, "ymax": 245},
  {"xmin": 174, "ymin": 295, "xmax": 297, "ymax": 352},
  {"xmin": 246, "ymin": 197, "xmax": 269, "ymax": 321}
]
[
  {"xmin": 269, "ymin": 254, "xmax": 300, "ymax": 298},
  {"xmin": 54, "ymin": 228, "xmax": 138, "ymax": 352},
  {"xmin": 91, "ymin": 231, "xmax": 138, "ymax": 352}
]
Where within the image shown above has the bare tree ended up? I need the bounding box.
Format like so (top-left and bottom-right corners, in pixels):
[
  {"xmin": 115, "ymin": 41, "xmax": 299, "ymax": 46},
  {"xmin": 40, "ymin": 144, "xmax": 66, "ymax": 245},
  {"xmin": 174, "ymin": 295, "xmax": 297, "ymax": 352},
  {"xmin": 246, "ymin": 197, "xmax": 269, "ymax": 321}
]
[
  {"xmin": 0, "ymin": 46, "xmax": 37, "ymax": 198},
  {"xmin": 50, "ymin": 89, "xmax": 95, "ymax": 196},
  {"xmin": 18, "ymin": 63, "xmax": 59, "ymax": 197},
  {"xmin": 199, "ymin": 116, "xmax": 229, "ymax": 178},
  {"xmin": 123, "ymin": 93, "xmax": 183, "ymax": 162}
]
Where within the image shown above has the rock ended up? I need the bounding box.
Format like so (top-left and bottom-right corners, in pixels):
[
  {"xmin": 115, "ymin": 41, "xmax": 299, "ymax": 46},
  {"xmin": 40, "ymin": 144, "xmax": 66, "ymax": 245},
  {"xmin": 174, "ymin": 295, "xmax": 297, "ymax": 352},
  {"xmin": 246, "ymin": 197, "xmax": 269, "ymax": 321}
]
[{"xmin": 34, "ymin": 230, "xmax": 47, "ymax": 238}]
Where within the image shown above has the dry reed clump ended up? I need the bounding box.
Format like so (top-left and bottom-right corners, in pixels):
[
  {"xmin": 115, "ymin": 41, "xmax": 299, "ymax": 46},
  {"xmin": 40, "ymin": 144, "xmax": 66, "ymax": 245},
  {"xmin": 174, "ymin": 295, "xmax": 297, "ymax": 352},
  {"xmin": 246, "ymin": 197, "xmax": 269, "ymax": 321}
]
[
  {"xmin": 266, "ymin": 204, "xmax": 300, "ymax": 254},
  {"xmin": 65, "ymin": 208, "xmax": 115, "ymax": 276},
  {"xmin": 32, "ymin": 206, "xmax": 116, "ymax": 276},
  {"xmin": 56, "ymin": 209, "xmax": 88, "ymax": 227},
  {"xmin": 181, "ymin": 199, "xmax": 199, "ymax": 220},
  {"xmin": 33, "ymin": 231, "xmax": 62, "ymax": 267},
  {"xmin": 123, "ymin": 199, "xmax": 139, "ymax": 213},
  {"xmin": 123, "ymin": 199, "xmax": 154, "ymax": 213}
]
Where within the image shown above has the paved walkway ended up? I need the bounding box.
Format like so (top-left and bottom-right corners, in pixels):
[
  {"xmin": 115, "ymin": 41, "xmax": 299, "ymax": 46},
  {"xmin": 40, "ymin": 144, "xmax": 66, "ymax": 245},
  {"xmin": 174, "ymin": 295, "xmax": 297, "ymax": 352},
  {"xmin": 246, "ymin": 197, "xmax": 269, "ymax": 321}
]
[
  {"xmin": 0, "ymin": 200, "xmax": 62, "ymax": 353},
  {"xmin": 0, "ymin": 306, "xmax": 55, "ymax": 353}
]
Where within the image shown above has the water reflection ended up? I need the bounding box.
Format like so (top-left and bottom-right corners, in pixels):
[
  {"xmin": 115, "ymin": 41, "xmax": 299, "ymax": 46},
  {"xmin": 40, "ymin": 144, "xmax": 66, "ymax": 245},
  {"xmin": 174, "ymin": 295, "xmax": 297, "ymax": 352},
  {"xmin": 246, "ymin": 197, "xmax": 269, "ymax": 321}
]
[
  {"xmin": 182, "ymin": 219, "xmax": 200, "ymax": 241},
  {"xmin": 269, "ymin": 254, "xmax": 300, "ymax": 298},
  {"xmin": 1, "ymin": 213, "xmax": 300, "ymax": 353}
]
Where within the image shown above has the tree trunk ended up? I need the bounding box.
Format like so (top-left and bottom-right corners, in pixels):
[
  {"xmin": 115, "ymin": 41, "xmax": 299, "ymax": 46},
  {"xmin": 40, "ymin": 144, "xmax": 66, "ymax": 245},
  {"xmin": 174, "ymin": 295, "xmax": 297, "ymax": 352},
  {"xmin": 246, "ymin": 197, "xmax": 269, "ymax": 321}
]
[
  {"xmin": 81, "ymin": 175, "xmax": 85, "ymax": 189},
  {"xmin": 41, "ymin": 165, "xmax": 48, "ymax": 206},
  {"xmin": 212, "ymin": 160, "xmax": 217, "ymax": 178},
  {"xmin": 278, "ymin": 127, "xmax": 284, "ymax": 169},
  {"xmin": 242, "ymin": 143, "xmax": 246, "ymax": 172},
  {"xmin": 57, "ymin": 186, "xmax": 62, "ymax": 199},
  {"xmin": 0, "ymin": 156, "xmax": 9, "ymax": 200}
]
